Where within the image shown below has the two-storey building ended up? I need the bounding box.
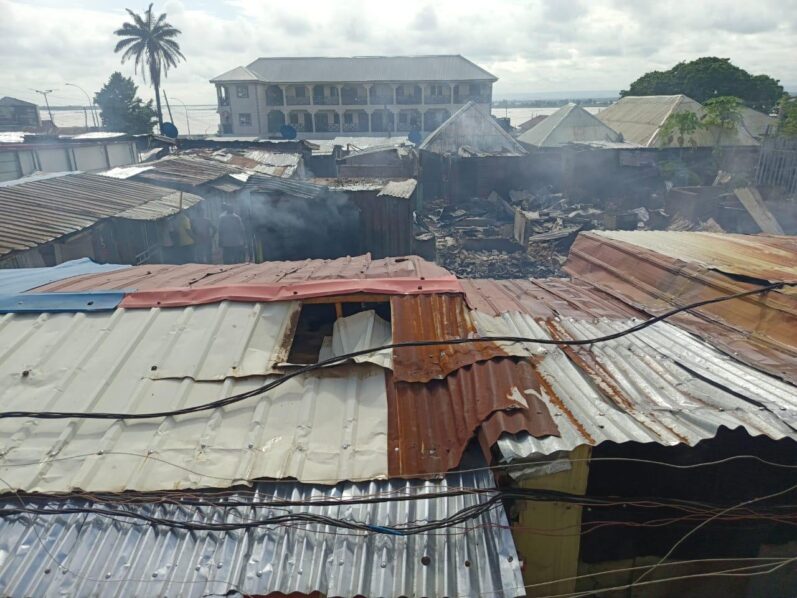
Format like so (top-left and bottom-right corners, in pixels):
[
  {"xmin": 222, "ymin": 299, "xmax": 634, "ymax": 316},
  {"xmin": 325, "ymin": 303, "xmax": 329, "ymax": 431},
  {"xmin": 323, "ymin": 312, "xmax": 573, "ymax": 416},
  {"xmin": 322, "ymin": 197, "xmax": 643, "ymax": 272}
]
[{"xmin": 210, "ymin": 55, "xmax": 496, "ymax": 138}]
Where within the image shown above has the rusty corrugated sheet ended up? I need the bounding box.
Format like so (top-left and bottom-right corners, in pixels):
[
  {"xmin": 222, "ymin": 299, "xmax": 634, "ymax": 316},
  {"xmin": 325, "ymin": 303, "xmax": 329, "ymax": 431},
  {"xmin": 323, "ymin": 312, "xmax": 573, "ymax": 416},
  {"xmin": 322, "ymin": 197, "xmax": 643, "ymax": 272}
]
[
  {"xmin": 391, "ymin": 293, "xmax": 507, "ymax": 383},
  {"xmin": 0, "ymin": 173, "xmax": 204, "ymax": 257},
  {"xmin": 133, "ymin": 154, "xmax": 245, "ymax": 188},
  {"xmin": 461, "ymin": 278, "xmax": 642, "ymax": 320},
  {"xmin": 35, "ymin": 255, "xmax": 454, "ymax": 292},
  {"xmin": 566, "ymin": 231, "xmax": 797, "ymax": 384},
  {"xmin": 387, "ymin": 358, "xmax": 559, "ymax": 477}
]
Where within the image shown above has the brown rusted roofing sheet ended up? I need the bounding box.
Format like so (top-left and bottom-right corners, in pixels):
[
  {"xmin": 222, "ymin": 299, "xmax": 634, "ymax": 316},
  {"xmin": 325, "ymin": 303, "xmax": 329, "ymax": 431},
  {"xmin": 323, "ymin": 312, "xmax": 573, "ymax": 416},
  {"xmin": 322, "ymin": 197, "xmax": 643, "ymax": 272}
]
[
  {"xmin": 390, "ymin": 293, "xmax": 507, "ymax": 383},
  {"xmin": 590, "ymin": 231, "xmax": 797, "ymax": 283},
  {"xmin": 461, "ymin": 278, "xmax": 643, "ymax": 320},
  {"xmin": 387, "ymin": 358, "xmax": 559, "ymax": 477},
  {"xmin": 35, "ymin": 255, "xmax": 454, "ymax": 292},
  {"xmin": 565, "ymin": 231, "xmax": 797, "ymax": 384}
]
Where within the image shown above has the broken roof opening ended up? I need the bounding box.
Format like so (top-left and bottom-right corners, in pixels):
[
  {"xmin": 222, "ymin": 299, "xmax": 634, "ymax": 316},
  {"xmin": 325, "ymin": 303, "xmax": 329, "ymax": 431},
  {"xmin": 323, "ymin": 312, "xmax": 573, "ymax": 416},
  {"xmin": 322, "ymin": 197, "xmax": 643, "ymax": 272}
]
[{"xmin": 285, "ymin": 299, "xmax": 392, "ymax": 366}]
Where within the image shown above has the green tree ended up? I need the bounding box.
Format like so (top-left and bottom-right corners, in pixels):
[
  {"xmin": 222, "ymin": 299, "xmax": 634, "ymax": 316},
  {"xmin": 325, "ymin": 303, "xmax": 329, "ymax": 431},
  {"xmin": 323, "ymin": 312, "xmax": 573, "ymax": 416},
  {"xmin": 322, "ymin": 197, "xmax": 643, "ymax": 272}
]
[
  {"xmin": 622, "ymin": 57, "xmax": 783, "ymax": 112},
  {"xmin": 777, "ymin": 95, "xmax": 797, "ymax": 136},
  {"xmin": 113, "ymin": 3, "xmax": 184, "ymax": 129},
  {"xmin": 94, "ymin": 72, "xmax": 156, "ymax": 134}
]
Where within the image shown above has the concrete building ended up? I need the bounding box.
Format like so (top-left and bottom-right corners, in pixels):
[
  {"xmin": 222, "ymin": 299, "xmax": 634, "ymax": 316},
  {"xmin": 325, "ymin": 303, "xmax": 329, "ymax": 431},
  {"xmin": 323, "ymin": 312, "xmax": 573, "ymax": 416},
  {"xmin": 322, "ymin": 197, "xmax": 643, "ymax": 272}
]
[
  {"xmin": 0, "ymin": 96, "xmax": 41, "ymax": 131},
  {"xmin": 210, "ymin": 55, "xmax": 496, "ymax": 138}
]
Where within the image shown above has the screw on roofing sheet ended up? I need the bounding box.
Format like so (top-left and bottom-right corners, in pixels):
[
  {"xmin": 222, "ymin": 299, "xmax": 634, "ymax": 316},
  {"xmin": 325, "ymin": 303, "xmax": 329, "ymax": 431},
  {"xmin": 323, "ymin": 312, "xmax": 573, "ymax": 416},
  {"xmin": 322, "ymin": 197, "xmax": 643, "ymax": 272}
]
[
  {"xmin": 217, "ymin": 563, "xmax": 223, "ymax": 569},
  {"xmin": 150, "ymin": 365, "xmax": 158, "ymax": 371},
  {"xmin": 97, "ymin": 450, "xmax": 104, "ymax": 455},
  {"xmin": 21, "ymin": 370, "xmax": 30, "ymax": 378},
  {"xmin": 380, "ymin": 562, "xmax": 387, "ymax": 568},
  {"xmin": 147, "ymin": 449, "xmax": 154, "ymax": 455},
  {"xmin": 248, "ymin": 442, "xmax": 254, "ymax": 449},
  {"xmin": 87, "ymin": 301, "xmax": 94, "ymax": 306},
  {"xmin": 152, "ymin": 572, "xmax": 158, "ymax": 578},
  {"xmin": 200, "ymin": 443, "xmax": 207, "ymax": 449},
  {"xmin": 105, "ymin": 573, "xmax": 111, "ymax": 579},
  {"xmin": 195, "ymin": 565, "xmax": 201, "ymax": 571},
  {"xmin": 421, "ymin": 556, "xmax": 431, "ymax": 566},
  {"xmin": 256, "ymin": 570, "xmax": 262, "ymax": 577},
  {"xmin": 508, "ymin": 556, "xmax": 514, "ymax": 562},
  {"xmin": 44, "ymin": 568, "xmax": 51, "ymax": 575},
  {"xmin": 464, "ymin": 560, "xmax": 471, "ymax": 567}
]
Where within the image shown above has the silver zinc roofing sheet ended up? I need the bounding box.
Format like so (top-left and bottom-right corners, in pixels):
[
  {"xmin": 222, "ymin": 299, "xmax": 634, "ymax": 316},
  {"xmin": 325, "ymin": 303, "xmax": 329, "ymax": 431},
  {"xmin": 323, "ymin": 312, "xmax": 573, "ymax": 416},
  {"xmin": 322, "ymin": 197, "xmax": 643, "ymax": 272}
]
[
  {"xmin": 212, "ymin": 55, "xmax": 497, "ymax": 83},
  {"xmin": 517, "ymin": 103, "xmax": 620, "ymax": 147},
  {"xmin": 0, "ymin": 470, "xmax": 524, "ymax": 598},
  {"xmin": 468, "ymin": 310, "xmax": 797, "ymax": 461},
  {"xmin": 0, "ymin": 303, "xmax": 390, "ymax": 492}
]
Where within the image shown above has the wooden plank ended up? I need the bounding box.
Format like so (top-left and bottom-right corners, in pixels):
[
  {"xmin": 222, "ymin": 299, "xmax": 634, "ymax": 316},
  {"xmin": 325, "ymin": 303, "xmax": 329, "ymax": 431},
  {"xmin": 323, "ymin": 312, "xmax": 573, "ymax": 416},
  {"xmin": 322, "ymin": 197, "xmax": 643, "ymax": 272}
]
[{"xmin": 734, "ymin": 187, "xmax": 785, "ymax": 235}]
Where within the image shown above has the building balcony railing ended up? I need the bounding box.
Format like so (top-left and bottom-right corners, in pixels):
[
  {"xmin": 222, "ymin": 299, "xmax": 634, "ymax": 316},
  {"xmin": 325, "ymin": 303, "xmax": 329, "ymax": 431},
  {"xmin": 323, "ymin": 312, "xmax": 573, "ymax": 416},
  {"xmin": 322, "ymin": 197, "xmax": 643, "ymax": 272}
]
[
  {"xmin": 315, "ymin": 122, "xmax": 341, "ymax": 133},
  {"xmin": 313, "ymin": 96, "xmax": 340, "ymax": 106},
  {"xmin": 343, "ymin": 122, "xmax": 369, "ymax": 133},
  {"xmin": 218, "ymin": 99, "xmax": 230, "ymax": 107},
  {"xmin": 454, "ymin": 94, "xmax": 490, "ymax": 104},
  {"xmin": 290, "ymin": 122, "xmax": 312, "ymax": 132},
  {"xmin": 341, "ymin": 95, "xmax": 367, "ymax": 105},
  {"xmin": 396, "ymin": 95, "xmax": 422, "ymax": 105},
  {"xmin": 425, "ymin": 95, "xmax": 452, "ymax": 105},
  {"xmin": 286, "ymin": 97, "xmax": 311, "ymax": 106},
  {"xmin": 369, "ymin": 95, "xmax": 394, "ymax": 106}
]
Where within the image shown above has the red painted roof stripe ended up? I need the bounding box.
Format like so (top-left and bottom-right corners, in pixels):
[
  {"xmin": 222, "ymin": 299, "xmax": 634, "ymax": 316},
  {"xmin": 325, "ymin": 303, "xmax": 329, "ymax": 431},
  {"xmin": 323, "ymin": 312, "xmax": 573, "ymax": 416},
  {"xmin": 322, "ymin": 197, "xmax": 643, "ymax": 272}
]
[{"xmin": 120, "ymin": 278, "xmax": 464, "ymax": 308}]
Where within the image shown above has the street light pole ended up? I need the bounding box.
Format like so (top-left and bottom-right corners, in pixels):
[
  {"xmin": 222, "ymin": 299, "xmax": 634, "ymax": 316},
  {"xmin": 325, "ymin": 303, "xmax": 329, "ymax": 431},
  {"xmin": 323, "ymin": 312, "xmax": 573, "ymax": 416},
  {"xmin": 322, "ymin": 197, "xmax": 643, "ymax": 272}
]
[
  {"xmin": 65, "ymin": 83, "xmax": 99, "ymax": 128},
  {"xmin": 31, "ymin": 89, "xmax": 55, "ymax": 124},
  {"xmin": 171, "ymin": 96, "xmax": 192, "ymax": 136}
]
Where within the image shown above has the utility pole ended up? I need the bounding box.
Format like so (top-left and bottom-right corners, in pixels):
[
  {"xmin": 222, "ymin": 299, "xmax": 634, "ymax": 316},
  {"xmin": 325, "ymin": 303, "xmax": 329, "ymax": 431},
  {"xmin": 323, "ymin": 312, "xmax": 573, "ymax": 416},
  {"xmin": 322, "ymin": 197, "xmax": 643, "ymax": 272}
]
[
  {"xmin": 65, "ymin": 83, "xmax": 99, "ymax": 128},
  {"xmin": 171, "ymin": 96, "xmax": 192, "ymax": 136},
  {"xmin": 31, "ymin": 89, "xmax": 55, "ymax": 124}
]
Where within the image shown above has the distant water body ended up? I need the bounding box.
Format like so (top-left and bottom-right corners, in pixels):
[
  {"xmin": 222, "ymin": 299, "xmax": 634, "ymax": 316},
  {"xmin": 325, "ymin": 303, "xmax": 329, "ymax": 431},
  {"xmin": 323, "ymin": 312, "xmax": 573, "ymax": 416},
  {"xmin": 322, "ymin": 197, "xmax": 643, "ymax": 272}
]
[{"xmin": 48, "ymin": 105, "xmax": 603, "ymax": 135}]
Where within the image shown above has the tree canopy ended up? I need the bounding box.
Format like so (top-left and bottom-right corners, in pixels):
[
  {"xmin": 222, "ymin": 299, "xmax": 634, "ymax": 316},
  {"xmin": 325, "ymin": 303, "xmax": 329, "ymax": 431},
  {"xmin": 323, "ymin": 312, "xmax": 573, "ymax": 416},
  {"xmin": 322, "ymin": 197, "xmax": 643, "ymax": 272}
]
[
  {"xmin": 114, "ymin": 3, "xmax": 184, "ymax": 128},
  {"xmin": 621, "ymin": 57, "xmax": 783, "ymax": 113},
  {"xmin": 94, "ymin": 72, "xmax": 156, "ymax": 134}
]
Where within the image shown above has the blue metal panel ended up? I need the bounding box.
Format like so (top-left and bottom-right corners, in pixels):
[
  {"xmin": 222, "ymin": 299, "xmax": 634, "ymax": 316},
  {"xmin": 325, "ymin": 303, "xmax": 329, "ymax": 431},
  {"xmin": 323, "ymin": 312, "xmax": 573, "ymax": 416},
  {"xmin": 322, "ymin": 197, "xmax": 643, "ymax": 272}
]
[
  {"xmin": 0, "ymin": 258, "xmax": 129, "ymax": 294},
  {"xmin": 0, "ymin": 291, "xmax": 124, "ymax": 312}
]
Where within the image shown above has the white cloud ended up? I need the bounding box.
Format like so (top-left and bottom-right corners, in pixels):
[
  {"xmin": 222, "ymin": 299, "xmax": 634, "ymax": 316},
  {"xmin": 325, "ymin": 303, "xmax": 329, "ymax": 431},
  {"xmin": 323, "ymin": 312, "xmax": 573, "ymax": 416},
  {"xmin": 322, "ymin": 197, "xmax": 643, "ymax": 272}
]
[{"xmin": 1, "ymin": 0, "xmax": 794, "ymax": 107}]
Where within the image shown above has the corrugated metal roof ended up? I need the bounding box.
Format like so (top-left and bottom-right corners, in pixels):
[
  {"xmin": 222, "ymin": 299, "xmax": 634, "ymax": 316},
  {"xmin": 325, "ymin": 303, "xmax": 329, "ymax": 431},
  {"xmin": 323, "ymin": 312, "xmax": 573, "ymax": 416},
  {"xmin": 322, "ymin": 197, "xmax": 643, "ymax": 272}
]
[
  {"xmin": 517, "ymin": 103, "xmax": 620, "ymax": 147},
  {"xmin": 133, "ymin": 155, "xmax": 246, "ymax": 188},
  {"xmin": 35, "ymin": 255, "xmax": 454, "ymax": 292},
  {"xmin": 494, "ymin": 314, "xmax": 797, "ymax": 461},
  {"xmin": 565, "ymin": 231, "xmax": 797, "ymax": 384},
  {"xmin": 0, "ymin": 291, "xmax": 124, "ymax": 313},
  {"xmin": 0, "ymin": 470, "xmax": 524, "ymax": 598},
  {"xmin": 588, "ymin": 230, "xmax": 797, "ymax": 282},
  {"xmin": 378, "ymin": 179, "xmax": 417, "ymax": 199},
  {"xmin": 390, "ymin": 294, "xmax": 507, "ymax": 383},
  {"xmin": 209, "ymin": 64, "xmax": 261, "ymax": 82},
  {"xmin": 0, "ymin": 303, "xmax": 389, "ymax": 493},
  {"xmin": 212, "ymin": 55, "xmax": 497, "ymax": 84},
  {"xmin": 0, "ymin": 258, "xmax": 129, "ymax": 295},
  {"xmin": 249, "ymin": 173, "xmax": 329, "ymax": 198},
  {"xmin": 419, "ymin": 102, "xmax": 527, "ymax": 157},
  {"xmin": 388, "ymin": 359, "xmax": 559, "ymax": 477},
  {"xmin": 597, "ymin": 95, "xmax": 759, "ymax": 148},
  {"xmin": 0, "ymin": 173, "xmax": 205, "ymax": 258}
]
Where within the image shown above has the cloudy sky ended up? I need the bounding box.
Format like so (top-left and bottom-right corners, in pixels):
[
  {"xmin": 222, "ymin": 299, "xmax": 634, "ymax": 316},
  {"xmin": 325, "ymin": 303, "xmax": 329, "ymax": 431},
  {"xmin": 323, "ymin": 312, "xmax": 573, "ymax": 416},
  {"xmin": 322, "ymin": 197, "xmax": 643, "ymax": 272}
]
[{"xmin": 2, "ymin": 0, "xmax": 795, "ymax": 107}]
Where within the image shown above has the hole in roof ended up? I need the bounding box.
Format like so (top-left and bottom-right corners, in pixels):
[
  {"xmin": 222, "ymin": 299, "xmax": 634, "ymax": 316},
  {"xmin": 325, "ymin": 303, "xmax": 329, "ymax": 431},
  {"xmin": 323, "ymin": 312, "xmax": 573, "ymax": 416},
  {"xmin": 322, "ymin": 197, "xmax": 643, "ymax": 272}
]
[{"xmin": 285, "ymin": 300, "xmax": 391, "ymax": 366}]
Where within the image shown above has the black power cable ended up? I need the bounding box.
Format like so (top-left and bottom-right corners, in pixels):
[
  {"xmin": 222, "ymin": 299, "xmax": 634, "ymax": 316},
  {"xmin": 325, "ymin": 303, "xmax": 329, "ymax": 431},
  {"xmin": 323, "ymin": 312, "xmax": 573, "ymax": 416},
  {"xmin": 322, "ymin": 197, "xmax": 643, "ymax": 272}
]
[{"xmin": 0, "ymin": 281, "xmax": 789, "ymax": 421}]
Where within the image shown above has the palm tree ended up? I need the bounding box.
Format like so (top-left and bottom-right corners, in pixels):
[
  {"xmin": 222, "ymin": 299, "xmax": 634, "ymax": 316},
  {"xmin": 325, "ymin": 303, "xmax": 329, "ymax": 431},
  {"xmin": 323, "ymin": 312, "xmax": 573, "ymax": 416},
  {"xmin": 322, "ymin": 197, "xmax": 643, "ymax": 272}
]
[{"xmin": 114, "ymin": 3, "xmax": 184, "ymax": 130}]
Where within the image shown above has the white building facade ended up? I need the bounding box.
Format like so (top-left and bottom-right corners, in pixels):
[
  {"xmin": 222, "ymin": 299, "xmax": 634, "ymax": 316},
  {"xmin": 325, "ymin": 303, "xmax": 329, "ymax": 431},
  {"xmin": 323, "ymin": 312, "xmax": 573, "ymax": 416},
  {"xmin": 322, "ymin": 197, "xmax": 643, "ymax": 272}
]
[{"xmin": 210, "ymin": 56, "xmax": 496, "ymax": 138}]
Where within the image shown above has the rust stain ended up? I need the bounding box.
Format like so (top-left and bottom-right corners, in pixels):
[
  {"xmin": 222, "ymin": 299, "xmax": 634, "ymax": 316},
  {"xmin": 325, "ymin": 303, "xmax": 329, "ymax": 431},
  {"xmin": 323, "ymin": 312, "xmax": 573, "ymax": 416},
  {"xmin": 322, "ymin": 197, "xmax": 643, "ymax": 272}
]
[
  {"xmin": 386, "ymin": 358, "xmax": 559, "ymax": 477},
  {"xmin": 535, "ymin": 367, "xmax": 594, "ymax": 445},
  {"xmin": 391, "ymin": 294, "xmax": 507, "ymax": 383},
  {"xmin": 566, "ymin": 232, "xmax": 797, "ymax": 385}
]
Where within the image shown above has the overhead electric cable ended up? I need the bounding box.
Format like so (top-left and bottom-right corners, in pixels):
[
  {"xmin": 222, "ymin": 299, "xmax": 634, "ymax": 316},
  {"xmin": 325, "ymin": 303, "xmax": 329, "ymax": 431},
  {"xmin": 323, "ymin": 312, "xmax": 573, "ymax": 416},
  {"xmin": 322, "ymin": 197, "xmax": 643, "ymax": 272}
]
[{"xmin": 0, "ymin": 281, "xmax": 790, "ymax": 421}]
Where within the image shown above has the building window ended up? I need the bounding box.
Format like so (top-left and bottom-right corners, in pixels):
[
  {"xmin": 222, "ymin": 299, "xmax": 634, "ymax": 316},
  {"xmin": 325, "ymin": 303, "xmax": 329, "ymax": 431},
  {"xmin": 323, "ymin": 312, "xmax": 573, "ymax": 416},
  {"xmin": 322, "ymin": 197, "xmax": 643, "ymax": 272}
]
[
  {"xmin": 431, "ymin": 85, "xmax": 444, "ymax": 96},
  {"xmin": 236, "ymin": 85, "xmax": 249, "ymax": 98},
  {"xmin": 239, "ymin": 113, "xmax": 252, "ymax": 126},
  {"xmin": 295, "ymin": 86, "xmax": 306, "ymax": 98},
  {"xmin": 344, "ymin": 113, "xmax": 354, "ymax": 125}
]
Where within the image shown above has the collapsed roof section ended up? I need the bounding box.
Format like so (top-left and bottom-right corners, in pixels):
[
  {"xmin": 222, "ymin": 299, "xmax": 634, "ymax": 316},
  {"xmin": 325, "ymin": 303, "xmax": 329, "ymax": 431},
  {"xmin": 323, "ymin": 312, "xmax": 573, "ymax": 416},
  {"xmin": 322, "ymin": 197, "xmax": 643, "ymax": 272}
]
[{"xmin": 517, "ymin": 103, "xmax": 621, "ymax": 148}]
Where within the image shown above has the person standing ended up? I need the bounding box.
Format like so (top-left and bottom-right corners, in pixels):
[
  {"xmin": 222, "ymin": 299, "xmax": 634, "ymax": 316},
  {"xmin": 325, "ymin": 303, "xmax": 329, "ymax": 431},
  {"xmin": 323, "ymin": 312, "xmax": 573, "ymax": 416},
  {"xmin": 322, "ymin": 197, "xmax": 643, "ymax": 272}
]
[
  {"xmin": 191, "ymin": 210, "xmax": 216, "ymax": 263},
  {"xmin": 162, "ymin": 211, "xmax": 195, "ymax": 264},
  {"xmin": 218, "ymin": 203, "xmax": 247, "ymax": 264}
]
